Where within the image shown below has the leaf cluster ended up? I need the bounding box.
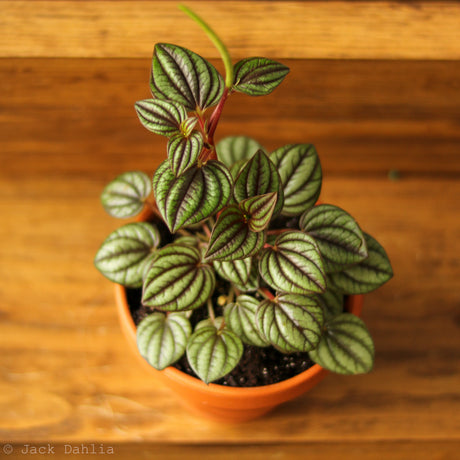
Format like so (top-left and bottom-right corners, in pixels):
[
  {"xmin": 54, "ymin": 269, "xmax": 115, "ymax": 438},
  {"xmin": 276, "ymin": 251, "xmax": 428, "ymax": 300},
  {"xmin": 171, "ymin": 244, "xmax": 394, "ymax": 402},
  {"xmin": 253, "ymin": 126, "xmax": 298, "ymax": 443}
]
[{"xmin": 94, "ymin": 30, "xmax": 392, "ymax": 384}]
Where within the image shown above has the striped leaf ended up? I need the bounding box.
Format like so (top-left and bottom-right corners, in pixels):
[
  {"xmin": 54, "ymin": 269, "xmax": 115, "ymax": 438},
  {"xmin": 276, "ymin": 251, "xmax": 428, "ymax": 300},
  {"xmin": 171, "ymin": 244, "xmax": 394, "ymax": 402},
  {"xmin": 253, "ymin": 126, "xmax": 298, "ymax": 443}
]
[
  {"xmin": 180, "ymin": 116, "xmax": 198, "ymax": 137},
  {"xmin": 233, "ymin": 262, "xmax": 260, "ymax": 292},
  {"xmin": 204, "ymin": 205, "xmax": 266, "ymax": 261},
  {"xmin": 316, "ymin": 288, "xmax": 344, "ymax": 319},
  {"xmin": 150, "ymin": 43, "xmax": 224, "ymax": 111},
  {"xmin": 94, "ymin": 222, "xmax": 160, "ymax": 288},
  {"xmin": 309, "ymin": 313, "xmax": 375, "ymax": 375},
  {"xmin": 137, "ymin": 312, "xmax": 191, "ymax": 370},
  {"xmin": 224, "ymin": 295, "xmax": 269, "ymax": 347},
  {"xmin": 216, "ymin": 135, "xmax": 264, "ymax": 168},
  {"xmin": 240, "ymin": 192, "xmax": 278, "ymax": 232},
  {"xmin": 256, "ymin": 294, "xmax": 324, "ymax": 353},
  {"xmin": 270, "ymin": 144, "xmax": 322, "ymax": 216},
  {"xmin": 300, "ymin": 204, "xmax": 368, "ymax": 272},
  {"xmin": 233, "ymin": 57, "xmax": 290, "ymax": 96},
  {"xmin": 234, "ymin": 149, "xmax": 284, "ymax": 215},
  {"xmin": 259, "ymin": 230, "xmax": 326, "ymax": 294},
  {"xmin": 134, "ymin": 99, "xmax": 186, "ymax": 136},
  {"xmin": 153, "ymin": 160, "xmax": 232, "ymax": 233},
  {"xmin": 142, "ymin": 243, "xmax": 215, "ymax": 311},
  {"xmin": 167, "ymin": 131, "xmax": 203, "ymax": 177},
  {"xmin": 213, "ymin": 257, "xmax": 252, "ymax": 286},
  {"xmin": 100, "ymin": 171, "xmax": 151, "ymax": 218},
  {"xmin": 186, "ymin": 325, "xmax": 243, "ymax": 384},
  {"xmin": 329, "ymin": 233, "xmax": 393, "ymax": 294}
]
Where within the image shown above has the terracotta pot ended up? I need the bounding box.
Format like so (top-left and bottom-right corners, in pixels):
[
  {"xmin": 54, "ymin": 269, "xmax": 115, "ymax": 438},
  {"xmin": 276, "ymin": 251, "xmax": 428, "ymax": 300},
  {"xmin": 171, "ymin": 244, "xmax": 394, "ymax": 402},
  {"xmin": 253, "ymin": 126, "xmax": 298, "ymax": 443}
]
[{"xmin": 115, "ymin": 283, "xmax": 363, "ymax": 422}]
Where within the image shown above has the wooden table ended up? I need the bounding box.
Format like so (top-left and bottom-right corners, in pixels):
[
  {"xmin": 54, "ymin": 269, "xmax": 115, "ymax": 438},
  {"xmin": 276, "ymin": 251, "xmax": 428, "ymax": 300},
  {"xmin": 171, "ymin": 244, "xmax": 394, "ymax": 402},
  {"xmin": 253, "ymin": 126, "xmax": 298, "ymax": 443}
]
[{"xmin": 1, "ymin": 2, "xmax": 459, "ymax": 458}]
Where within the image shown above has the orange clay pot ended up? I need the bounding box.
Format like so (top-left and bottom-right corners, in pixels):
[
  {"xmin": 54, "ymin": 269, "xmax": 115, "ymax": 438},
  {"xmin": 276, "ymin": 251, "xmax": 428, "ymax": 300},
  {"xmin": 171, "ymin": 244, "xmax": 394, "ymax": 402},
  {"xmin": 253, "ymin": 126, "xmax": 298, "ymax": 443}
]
[{"xmin": 115, "ymin": 283, "xmax": 363, "ymax": 422}]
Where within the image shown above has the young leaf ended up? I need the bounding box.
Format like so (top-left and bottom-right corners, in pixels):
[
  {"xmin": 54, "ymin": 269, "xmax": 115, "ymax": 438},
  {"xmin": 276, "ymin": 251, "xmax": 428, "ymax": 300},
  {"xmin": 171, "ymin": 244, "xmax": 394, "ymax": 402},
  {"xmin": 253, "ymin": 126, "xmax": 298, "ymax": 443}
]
[
  {"xmin": 213, "ymin": 257, "xmax": 252, "ymax": 286},
  {"xmin": 300, "ymin": 204, "xmax": 368, "ymax": 272},
  {"xmin": 137, "ymin": 312, "xmax": 191, "ymax": 370},
  {"xmin": 134, "ymin": 99, "xmax": 187, "ymax": 137},
  {"xmin": 150, "ymin": 43, "xmax": 224, "ymax": 111},
  {"xmin": 256, "ymin": 293, "xmax": 324, "ymax": 353},
  {"xmin": 240, "ymin": 192, "xmax": 277, "ymax": 232},
  {"xmin": 233, "ymin": 57, "xmax": 289, "ymax": 96},
  {"xmin": 167, "ymin": 131, "xmax": 204, "ymax": 177},
  {"xmin": 186, "ymin": 325, "xmax": 243, "ymax": 384},
  {"xmin": 259, "ymin": 230, "xmax": 326, "ymax": 294},
  {"xmin": 142, "ymin": 243, "xmax": 215, "ymax": 311},
  {"xmin": 270, "ymin": 144, "xmax": 322, "ymax": 216},
  {"xmin": 216, "ymin": 135, "xmax": 264, "ymax": 167},
  {"xmin": 204, "ymin": 205, "xmax": 265, "ymax": 261},
  {"xmin": 94, "ymin": 222, "xmax": 160, "ymax": 288},
  {"xmin": 234, "ymin": 149, "xmax": 284, "ymax": 215},
  {"xmin": 180, "ymin": 116, "xmax": 199, "ymax": 137},
  {"xmin": 100, "ymin": 171, "xmax": 151, "ymax": 218},
  {"xmin": 309, "ymin": 313, "xmax": 375, "ymax": 375},
  {"xmin": 224, "ymin": 295, "xmax": 269, "ymax": 347},
  {"xmin": 329, "ymin": 233, "xmax": 393, "ymax": 294},
  {"xmin": 153, "ymin": 160, "xmax": 232, "ymax": 233}
]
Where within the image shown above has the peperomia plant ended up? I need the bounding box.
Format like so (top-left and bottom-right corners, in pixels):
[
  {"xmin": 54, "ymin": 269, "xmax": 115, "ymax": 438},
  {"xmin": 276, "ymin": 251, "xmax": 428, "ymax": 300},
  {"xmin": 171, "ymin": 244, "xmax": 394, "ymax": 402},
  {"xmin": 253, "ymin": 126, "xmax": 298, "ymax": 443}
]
[{"xmin": 94, "ymin": 6, "xmax": 393, "ymax": 384}]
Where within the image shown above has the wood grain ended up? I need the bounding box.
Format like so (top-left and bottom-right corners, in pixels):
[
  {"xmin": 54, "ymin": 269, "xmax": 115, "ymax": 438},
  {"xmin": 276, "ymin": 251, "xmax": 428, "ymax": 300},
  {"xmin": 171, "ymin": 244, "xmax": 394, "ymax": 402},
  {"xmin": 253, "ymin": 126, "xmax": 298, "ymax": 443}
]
[{"xmin": 2, "ymin": 1, "xmax": 460, "ymax": 59}]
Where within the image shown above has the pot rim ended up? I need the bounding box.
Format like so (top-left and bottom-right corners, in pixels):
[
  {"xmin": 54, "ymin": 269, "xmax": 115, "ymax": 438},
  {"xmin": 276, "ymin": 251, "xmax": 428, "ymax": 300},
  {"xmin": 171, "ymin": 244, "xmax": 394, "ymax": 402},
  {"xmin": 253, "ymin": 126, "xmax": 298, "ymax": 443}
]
[{"xmin": 115, "ymin": 283, "xmax": 363, "ymax": 397}]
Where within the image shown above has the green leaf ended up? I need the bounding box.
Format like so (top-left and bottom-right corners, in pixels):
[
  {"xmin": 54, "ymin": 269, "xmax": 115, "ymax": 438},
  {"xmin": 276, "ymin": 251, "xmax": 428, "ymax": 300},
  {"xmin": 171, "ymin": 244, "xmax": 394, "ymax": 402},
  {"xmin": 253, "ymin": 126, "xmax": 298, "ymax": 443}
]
[
  {"xmin": 259, "ymin": 230, "xmax": 326, "ymax": 294},
  {"xmin": 94, "ymin": 222, "xmax": 160, "ymax": 288},
  {"xmin": 216, "ymin": 135, "xmax": 264, "ymax": 167},
  {"xmin": 233, "ymin": 262, "xmax": 260, "ymax": 292},
  {"xmin": 186, "ymin": 325, "xmax": 243, "ymax": 384},
  {"xmin": 309, "ymin": 313, "xmax": 375, "ymax": 375},
  {"xmin": 142, "ymin": 243, "xmax": 215, "ymax": 311},
  {"xmin": 150, "ymin": 43, "xmax": 224, "ymax": 111},
  {"xmin": 233, "ymin": 57, "xmax": 289, "ymax": 96},
  {"xmin": 256, "ymin": 293, "xmax": 324, "ymax": 353},
  {"xmin": 167, "ymin": 131, "xmax": 204, "ymax": 177},
  {"xmin": 180, "ymin": 116, "xmax": 198, "ymax": 137},
  {"xmin": 137, "ymin": 312, "xmax": 191, "ymax": 370},
  {"xmin": 316, "ymin": 288, "xmax": 344, "ymax": 319},
  {"xmin": 134, "ymin": 99, "xmax": 186, "ymax": 136},
  {"xmin": 300, "ymin": 204, "xmax": 368, "ymax": 272},
  {"xmin": 240, "ymin": 192, "xmax": 277, "ymax": 232},
  {"xmin": 270, "ymin": 144, "xmax": 322, "ymax": 216},
  {"xmin": 329, "ymin": 233, "xmax": 393, "ymax": 294},
  {"xmin": 234, "ymin": 149, "xmax": 284, "ymax": 215},
  {"xmin": 213, "ymin": 257, "xmax": 252, "ymax": 286},
  {"xmin": 204, "ymin": 205, "xmax": 265, "ymax": 261},
  {"xmin": 224, "ymin": 295, "xmax": 270, "ymax": 347},
  {"xmin": 100, "ymin": 171, "xmax": 151, "ymax": 218},
  {"xmin": 153, "ymin": 160, "xmax": 232, "ymax": 233}
]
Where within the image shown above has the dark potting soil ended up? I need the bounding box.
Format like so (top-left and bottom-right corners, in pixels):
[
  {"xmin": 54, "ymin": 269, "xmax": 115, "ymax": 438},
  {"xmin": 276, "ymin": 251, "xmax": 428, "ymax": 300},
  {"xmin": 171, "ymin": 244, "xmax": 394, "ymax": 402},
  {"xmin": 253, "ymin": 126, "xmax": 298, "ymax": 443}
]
[{"xmin": 126, "ymin": 287, "xmax": 316, "ymax": 387}]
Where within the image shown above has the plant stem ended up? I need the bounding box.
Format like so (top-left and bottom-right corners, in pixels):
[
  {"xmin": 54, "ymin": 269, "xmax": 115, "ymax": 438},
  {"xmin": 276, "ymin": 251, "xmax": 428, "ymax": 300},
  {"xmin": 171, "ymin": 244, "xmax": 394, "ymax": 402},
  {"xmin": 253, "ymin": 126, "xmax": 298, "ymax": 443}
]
[
  {"xmin": 179, "ymin": 4, "xmax": 234, "ymax": 89},
  {"xmin": 207, "ymin": 298, "xmax": 216, "ymax": 323},
  {"xmin": 207, "ymin": 87, "xmax": 229, "ymax": 149}
]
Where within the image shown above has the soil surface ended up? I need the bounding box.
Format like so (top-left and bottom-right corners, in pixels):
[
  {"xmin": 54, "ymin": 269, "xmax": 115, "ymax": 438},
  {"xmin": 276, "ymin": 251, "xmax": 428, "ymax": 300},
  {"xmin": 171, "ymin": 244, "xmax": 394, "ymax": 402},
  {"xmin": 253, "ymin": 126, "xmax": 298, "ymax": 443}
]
[{"xmin": 126, "ymin": 287, "xmax": 316, "ymax": 387}]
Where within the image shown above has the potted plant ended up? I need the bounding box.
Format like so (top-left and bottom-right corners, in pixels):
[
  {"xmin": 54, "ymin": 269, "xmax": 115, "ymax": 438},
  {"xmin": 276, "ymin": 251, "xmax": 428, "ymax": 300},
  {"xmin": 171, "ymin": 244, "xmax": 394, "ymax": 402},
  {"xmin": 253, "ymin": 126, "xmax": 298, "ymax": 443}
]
[{"xmin": 94, "ymin": 5, "xmax": 393, "ymax": 422}]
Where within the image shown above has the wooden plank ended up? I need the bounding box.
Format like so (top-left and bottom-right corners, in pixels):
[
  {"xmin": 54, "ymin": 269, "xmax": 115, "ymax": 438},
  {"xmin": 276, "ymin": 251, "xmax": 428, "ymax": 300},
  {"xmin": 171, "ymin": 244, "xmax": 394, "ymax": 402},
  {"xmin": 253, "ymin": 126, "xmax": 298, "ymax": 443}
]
[
  {"xmin": 0, "ymin": 175, "xmax": 459, "ymax": 442},
  {"xmin": 1, "ymin": 1, "xmax": 460, "ymax": 59},
  {"xmin": 1, "ymin": 58, "xmax": 460, "ymax": 177}
]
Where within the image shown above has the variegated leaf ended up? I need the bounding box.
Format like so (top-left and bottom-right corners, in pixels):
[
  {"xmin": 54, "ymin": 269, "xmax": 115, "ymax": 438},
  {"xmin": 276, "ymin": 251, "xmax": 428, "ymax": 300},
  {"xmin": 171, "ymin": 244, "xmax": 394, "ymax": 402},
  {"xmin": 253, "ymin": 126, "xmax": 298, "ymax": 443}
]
[
  {"xmin": 309, "ymin": 313, "xmax": 375, "ymax": 375},
  {"xmin": 167, "ymin": 131, "xmax": 203, "ymax": 177},
  {"xmin": 316, "ymin": 287, "xmax": 344, "ymax": 318},
  {"xmin": 152, "ymin": 160, "xmax": 232, "ymax": 233},
  {"xmin": 142, "ymin": 243, "xmax": 215, "ymax": 311},
  {"xmin": 186, "ymin": 325, "xmax": 243, "ymax": 384},
  {"xmin": 240, "ymin": 192, "xmax": 277, "ymax": 232},
  {"xmin": 233, "ymin": 57, "xmax": 289, "ymax": 96},
  {"xmin": 150, "ymin": 43, "xmax": 224, "ymax": 111},
  {"xmin": 216, "ymin": 135, "xmax": 264, "ymax": 167},
  {"xmin": 329, "ymin": 233, "xmax": 393, "ymax": 294},
  {"xmin": 270, "ymin": 144, "xmax": 322, "ymax": 216},
  {"xmin": 134, "ymin": 99, "xmax": 186, "ymax": 136},
  {"xmin": 137, "ymin": 312, "xmax": 191, "ymax": 370},
  {"xmin": 100, "ymin": 171, "xmax": 151, "ymax": 218},
  {"xmin": 94, "ymin": 222, "xmax": 160, "ymax": 288},
  {"xmin": 300, "ymin": 204, "xmax": 368, "ymax": 272},
  {"xmin": 213, "ymin": 257, "xmax": 252, "ymax": 286},
  {"xmin": 204, "ymin": 205, "xmax": 265, "ymax": 261},
  {"xmin": 256, "ymin": 293, "xmax": 324, "ymax": 353},
  {"xmin": 259, "ymin": 230, "xmax": 326, "ymax": 294},
  {"xmin": 224, "ymin": 295, "xmax": 269, "ymax": 347},
  {"xmin": 234, "ymin": 149, "xmax": 284, "ymax": 215}
]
